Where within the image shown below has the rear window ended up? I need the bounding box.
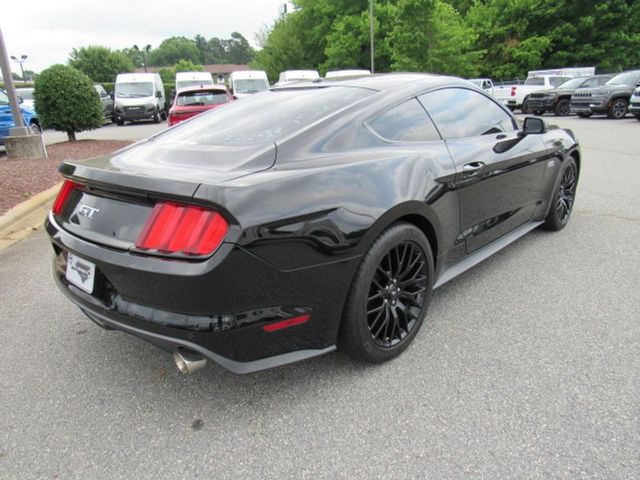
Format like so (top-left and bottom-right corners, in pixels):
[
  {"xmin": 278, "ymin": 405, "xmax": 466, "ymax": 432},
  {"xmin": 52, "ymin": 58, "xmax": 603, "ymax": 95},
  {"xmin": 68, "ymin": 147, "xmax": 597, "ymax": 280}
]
[
  {"xmin": 155, "ymin": 86, "xmax": 374, "ymax": 146},
  {"xmin": 176, "ymin": 90, "xmax": 229, "ymax": 106},
  {"xmin": 524, "ymin": 78, "xmax": 544, "ymax": 86}
]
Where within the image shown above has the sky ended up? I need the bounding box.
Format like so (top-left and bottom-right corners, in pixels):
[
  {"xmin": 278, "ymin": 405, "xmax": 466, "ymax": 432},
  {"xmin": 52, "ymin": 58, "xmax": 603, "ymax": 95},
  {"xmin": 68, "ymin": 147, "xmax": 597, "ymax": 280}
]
[{"xmin": 1, "ymin": 0, "xmax": 288, "ymax": 74}]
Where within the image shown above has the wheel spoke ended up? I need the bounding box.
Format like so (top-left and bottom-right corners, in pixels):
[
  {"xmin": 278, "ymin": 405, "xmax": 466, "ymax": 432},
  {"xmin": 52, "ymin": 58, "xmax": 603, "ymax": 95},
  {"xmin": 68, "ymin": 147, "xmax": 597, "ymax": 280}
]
[{"xmin": 365, "ymin": 240, "xmax": 429, "ymax": 347}]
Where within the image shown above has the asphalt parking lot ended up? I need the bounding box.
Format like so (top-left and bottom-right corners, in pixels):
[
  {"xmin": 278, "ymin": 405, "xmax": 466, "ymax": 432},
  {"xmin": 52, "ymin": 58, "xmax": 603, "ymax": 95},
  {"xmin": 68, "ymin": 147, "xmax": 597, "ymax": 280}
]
[{"xmin": 1, "ymin": 115, "xmax": 639, "ymax": 479}]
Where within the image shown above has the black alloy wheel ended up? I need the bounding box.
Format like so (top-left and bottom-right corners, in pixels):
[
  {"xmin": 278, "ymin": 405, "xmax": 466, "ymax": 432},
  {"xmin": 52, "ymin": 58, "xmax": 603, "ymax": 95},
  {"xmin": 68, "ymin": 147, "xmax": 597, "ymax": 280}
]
[
  {"xmin": 339, "ymin": 223, "xmax": 434, "ymax": 363},
  {"xmin": 607, "ymin": 98, "xmax": 628, "ymax": 119},
  {"xmin": 543, "ymin": 157, "xmax": 578, "ymax": 231},
  {"xmin": 366, "ymin": 241, "xmax": 428, "ymax": 348},
  {"xmin": 554, "ymin": 99, "xmax": 571, "ymax": 116}
]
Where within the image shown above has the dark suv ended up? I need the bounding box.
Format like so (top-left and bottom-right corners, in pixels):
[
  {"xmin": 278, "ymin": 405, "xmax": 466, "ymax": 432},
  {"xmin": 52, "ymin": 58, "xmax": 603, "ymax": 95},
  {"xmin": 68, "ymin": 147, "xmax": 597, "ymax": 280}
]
[
  {"xmin": 570, "ymin": 70, "xmax": 640, "ymax": 119},
  {"xmin": 527, "ymin": 75, "xmax": 613, "ymax": 116}
]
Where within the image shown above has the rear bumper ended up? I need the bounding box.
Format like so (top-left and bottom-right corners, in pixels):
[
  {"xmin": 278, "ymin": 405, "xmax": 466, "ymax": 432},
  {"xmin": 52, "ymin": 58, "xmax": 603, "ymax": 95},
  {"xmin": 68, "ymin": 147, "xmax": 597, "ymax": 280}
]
[{"xmin": 46, "ymin": 213, "xmax": 359, "ymax": 373}]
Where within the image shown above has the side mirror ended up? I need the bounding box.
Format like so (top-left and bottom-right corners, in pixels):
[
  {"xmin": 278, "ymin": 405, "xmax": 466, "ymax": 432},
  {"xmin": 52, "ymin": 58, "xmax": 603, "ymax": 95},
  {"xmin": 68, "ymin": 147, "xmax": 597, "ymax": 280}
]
[
  {"xmin": 522, "ymin": 117, "xmax": 546, "ymax": 135},
  {"xmin": 155, "ymin": 91, "xmax": 162, "ymax": 98},
  {"xmin": 17, "ymin": 96, "xmax": 24, "ymax": 104}
]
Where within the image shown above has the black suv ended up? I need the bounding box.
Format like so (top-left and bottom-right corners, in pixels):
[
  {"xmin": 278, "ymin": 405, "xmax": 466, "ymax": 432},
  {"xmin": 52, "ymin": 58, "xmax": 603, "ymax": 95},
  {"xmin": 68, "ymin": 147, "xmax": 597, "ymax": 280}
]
[
  {"xmin": 570, "ymin": 70, "xmax": 640, "ymax": 119},
  {"xmin": 527, "ymin": 75, "xmax": 613, "ymax": 116}
]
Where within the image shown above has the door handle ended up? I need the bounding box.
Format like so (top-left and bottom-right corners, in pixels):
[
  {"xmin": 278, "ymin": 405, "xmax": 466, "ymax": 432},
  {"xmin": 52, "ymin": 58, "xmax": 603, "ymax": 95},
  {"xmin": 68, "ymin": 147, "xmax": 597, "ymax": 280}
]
[
  {"xmin": 496, "ymin": 134, "xmax": 507, "ymax": 139},
  {"xmin": 462, "ymin": 162, "xmax": 485, "ymax": 176}
]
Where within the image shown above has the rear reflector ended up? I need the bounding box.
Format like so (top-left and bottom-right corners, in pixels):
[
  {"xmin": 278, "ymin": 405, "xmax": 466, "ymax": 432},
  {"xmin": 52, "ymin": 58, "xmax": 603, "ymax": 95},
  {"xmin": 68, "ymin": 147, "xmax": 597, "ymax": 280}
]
[
  {"xmin": 52, "ymin": 180, "xmax": 80, "ymax": 215},
  {"xmin": 262, "ymin": 314, "xmax": 311, "ymax": 332},
  {"xmin": 135, "ymin": 202, "xmax": 228, "ymax": 256}
]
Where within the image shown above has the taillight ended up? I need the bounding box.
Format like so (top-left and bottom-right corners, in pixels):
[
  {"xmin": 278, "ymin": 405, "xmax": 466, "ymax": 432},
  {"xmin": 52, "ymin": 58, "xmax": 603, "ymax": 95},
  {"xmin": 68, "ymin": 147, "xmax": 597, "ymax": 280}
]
[
  {"xmin": 52, "ymin": 180, "xmax": 80, "ymax": 215},
  {"xmin": 510, "ymin": 86, "xmax": 517, "ymax": 97},
  {"xmin": 135, "ymin": 202, "xmax": 228, "ymax": 256}
]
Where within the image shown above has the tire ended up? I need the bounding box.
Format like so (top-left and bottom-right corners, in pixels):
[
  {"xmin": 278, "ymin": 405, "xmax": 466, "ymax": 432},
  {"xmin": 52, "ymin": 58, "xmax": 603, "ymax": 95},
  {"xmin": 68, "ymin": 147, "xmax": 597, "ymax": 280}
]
[
  {"xmin": 153, "ymin": 110, "xmax": 161, "ymax": 123},
  {"xmin": 577, "ymin": 113, "xmax": 591, "ymax": 118},
  {"xmin": 29, "ymin": 122, "xmax": 42, "ymax": 134},
  {"xmin": 554, "ymin": 99, "xmax": 571, "ymax": 116},
  {"xmin": 116, "ymin": 118, "xmax": 124, "ymax": 126},
  {"xmin": 339, "ymin": 222, "xmax": 434, "ymax": 363},
  {"xmin": 521, "ymin": 99, "xmax": 531, "ymax": 114},
  {"xmin": 161, "ymin": 111, "xmax": 167, "ymax": 121},
  {"xmin": 542, "ymin": 156, "xmax": 578, "ymax": 231},
  {"xmin": 635, "ymin": 115, "xmax": 640, "ymax": 122},
  {"xmin": 533, "ymin": 110, "xmax": 545, "ymax": 116},
  {"xmin": 607, "ymin": 98, "xmax": 628, "ymax": 119}
]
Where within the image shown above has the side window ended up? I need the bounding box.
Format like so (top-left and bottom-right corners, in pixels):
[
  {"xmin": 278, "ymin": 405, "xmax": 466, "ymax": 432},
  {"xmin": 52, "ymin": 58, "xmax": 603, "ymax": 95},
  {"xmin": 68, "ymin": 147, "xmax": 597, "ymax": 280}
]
[
  {"xmin": 368, "ymin": 98, "xmax": 441, "ymax": 142},
  {"xmin": 550, "ymin": 77, "xmax": 570, "ymax": 87},
  {"xmin": 418, "ymin": 88, "xmax": 516, "ymax": 140},
  {"xmin": 0, "ymin": 90, "xmax": 8, "ymax": 104}
]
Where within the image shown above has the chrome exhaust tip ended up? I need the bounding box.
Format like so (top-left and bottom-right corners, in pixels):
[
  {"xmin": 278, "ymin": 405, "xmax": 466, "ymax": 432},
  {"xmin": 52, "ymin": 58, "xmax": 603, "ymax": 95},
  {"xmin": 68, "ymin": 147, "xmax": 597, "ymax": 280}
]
[{"xmin": 173, "ymin": 350, "xmax": 207, "ymax": 374}]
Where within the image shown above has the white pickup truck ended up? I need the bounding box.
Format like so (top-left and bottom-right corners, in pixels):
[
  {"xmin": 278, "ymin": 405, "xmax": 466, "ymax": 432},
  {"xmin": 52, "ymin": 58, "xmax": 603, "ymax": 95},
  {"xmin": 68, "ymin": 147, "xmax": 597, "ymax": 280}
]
[{"xmin": 494, "ymin": 75, "xmax": 572, "ymax": 113}]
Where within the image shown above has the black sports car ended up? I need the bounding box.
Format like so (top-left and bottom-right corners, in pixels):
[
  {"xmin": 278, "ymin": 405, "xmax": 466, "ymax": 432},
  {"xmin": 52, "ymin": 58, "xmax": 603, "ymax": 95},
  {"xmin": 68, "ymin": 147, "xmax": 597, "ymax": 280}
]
[{"xmin": 46, "ymin": 74, "xmax": 580, "ymax": 374}]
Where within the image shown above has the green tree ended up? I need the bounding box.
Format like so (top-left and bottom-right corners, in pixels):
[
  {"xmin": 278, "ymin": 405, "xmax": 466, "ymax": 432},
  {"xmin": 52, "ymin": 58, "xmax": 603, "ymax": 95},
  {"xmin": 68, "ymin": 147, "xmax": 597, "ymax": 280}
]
[
  {"xmin": 391, "ymin": 0, "xmax": 483, "ymax": 76},
  {"xmin": 322, "ymin": 1, "xmax": 397, "ymax": 72},
  {"xmin": 158, "ymin": 68, "xmax": 174, "ymax": 84},
  {"xmin": 466, "ymin": 0, "xmax": 640, "ymax": 78},
  {"xmin": 34, "ymin": 65, "xmax": 103, "ymax": 142},
  {"xmin": 69, "ymin": 46, "xmax": 134, "ymax": 82},
  {"xmin": 225, "ymin": 32, "xmax": 255, "ymax": 64},
  {"xmin": 173, "ymin": 59, "xmax": 204, "ymax": 72},
  {"xmin": 147, "ymin": 37, "xmax": 200, "ymax": 66}
]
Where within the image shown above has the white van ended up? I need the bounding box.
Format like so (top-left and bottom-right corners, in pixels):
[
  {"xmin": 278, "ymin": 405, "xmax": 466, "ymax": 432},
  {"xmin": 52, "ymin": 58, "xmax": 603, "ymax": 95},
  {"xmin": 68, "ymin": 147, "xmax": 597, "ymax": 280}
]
[
  {"xmin": 229, "ymin": 70, "xmax": 270, "ymax": 99},
  {"xmin": 275, "ymin": 70, "xmax": 320, "ymax": 85},
  {"xmin": 175, "ymin": 71, "xmax": 214, "ymax": 91},
  {"xmin": 114, "ymin": 73, "xmax": 165, "ymax": 125}
]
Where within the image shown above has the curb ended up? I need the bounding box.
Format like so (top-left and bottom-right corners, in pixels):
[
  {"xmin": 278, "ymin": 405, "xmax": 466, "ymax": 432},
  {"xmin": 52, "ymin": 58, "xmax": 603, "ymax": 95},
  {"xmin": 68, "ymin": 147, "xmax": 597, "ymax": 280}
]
[{"xmin": 0, "ymin": 182, "xmax": 62, "ymax": 232}]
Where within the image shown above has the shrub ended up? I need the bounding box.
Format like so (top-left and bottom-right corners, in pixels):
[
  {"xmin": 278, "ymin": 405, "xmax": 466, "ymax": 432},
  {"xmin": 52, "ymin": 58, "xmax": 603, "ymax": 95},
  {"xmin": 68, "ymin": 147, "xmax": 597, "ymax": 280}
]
[{"xmin": 34, "ymin": 65, "xmax": 103, "ymax": 142}]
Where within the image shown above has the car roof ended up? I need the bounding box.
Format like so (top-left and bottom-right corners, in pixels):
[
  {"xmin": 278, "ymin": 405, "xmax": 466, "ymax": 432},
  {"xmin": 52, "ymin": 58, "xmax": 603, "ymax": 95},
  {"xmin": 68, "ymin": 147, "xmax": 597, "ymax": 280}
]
[{"xmin": 273, "ymin": 73, "xmax": 471, "ymax": 95}]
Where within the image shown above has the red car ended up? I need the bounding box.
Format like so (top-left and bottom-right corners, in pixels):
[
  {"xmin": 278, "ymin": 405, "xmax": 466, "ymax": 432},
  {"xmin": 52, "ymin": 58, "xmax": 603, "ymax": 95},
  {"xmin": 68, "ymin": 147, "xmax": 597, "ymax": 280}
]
[{"xmin": 167, "ymin": 85, "xmax": 233, "ymax": 127}]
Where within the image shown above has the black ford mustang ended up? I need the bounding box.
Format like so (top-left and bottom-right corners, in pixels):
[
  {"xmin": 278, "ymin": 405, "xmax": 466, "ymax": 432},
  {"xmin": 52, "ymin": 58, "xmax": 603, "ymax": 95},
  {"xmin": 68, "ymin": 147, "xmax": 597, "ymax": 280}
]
[{"xmin": 46, "ymin": 74, "xmax": 579, "ymax": 374}]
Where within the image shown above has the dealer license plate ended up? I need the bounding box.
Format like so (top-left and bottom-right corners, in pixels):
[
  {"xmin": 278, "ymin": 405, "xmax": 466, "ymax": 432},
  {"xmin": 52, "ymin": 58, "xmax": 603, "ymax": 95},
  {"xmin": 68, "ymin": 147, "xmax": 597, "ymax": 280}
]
[{"xmin": 66, "ymin": 252, "xmax": 96, "ymax": 294}]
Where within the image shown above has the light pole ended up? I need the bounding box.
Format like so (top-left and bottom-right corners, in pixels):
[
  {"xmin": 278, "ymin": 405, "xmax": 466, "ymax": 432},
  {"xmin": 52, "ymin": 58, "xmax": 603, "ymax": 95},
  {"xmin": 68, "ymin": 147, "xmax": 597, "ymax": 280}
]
[
  {"xmin": 10, "ymin": 54, "xmax": 28, "ymax": 85},
  {"xmin": 133, "ymin": 44, "xmax": 151, "ymax": 72},
  {"xmin": 369, "ymin": 0, "xmax": 375, "ymax": 73}
]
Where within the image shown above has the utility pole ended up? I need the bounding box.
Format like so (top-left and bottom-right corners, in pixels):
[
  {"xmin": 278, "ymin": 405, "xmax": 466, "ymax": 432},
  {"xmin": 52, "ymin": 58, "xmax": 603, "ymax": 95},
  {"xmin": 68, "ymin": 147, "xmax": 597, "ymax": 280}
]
[
  {"xmin": 369, "ymin": 0, "xmax": 375, "ymax": 73},
  {"xmin": 0, "ymin": 29, "xmax": 26, "ymax": 134},
  {"xmin": 10, "ymin": 54, "xmax": 27, "ymax": 85},
  {"xmin": 133, "ymin": 44, "xmax": 151, "ymax": 72},
  {"xmin": 0, "ymin": 27, "xmax": 45, "ymax": 159}
]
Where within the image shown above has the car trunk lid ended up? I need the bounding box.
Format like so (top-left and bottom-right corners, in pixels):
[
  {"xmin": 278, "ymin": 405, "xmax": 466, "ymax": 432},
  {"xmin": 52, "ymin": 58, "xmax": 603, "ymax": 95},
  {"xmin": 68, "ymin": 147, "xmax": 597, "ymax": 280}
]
[{"xmin": 55, "ymin": 140, "xmax": 275, "ymax": 250}]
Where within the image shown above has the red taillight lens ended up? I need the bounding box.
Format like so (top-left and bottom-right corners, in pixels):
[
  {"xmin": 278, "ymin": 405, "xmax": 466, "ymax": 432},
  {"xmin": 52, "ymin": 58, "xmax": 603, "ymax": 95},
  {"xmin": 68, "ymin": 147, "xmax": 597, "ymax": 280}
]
[
  {"xmin": 510, "ymin": 86, "xmax": 517, "ymax": 97},
  {"xmin": 52, "ymin": 180, "xmax": 80, "ymax": 215},
  {"xmin": 135, "ymin": 202, "xmax": 228, "ymax": 256}
]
